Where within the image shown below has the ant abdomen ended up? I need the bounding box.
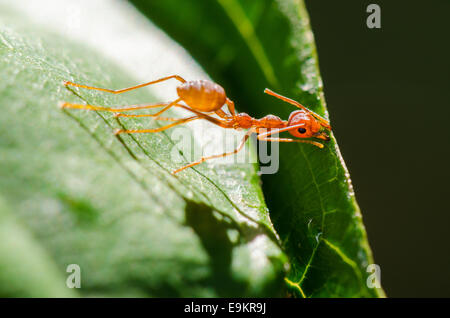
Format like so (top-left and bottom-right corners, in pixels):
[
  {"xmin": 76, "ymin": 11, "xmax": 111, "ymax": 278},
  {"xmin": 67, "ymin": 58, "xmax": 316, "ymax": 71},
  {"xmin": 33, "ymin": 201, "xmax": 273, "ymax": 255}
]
[{"xmin": 177, "ymin": 80, "xmax": 226, "ymax": 112}]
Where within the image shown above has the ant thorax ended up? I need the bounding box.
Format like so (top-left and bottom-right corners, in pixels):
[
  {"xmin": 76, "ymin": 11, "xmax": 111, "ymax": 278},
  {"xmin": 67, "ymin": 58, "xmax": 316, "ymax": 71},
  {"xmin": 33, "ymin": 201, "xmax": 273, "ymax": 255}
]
[
  {"xmin": 233, "ymin": 113, "xmax": 253, "ymax": 129},
  {"xmin": 255, "ymin": 114, "xmax": 286, "ymax": 129}
]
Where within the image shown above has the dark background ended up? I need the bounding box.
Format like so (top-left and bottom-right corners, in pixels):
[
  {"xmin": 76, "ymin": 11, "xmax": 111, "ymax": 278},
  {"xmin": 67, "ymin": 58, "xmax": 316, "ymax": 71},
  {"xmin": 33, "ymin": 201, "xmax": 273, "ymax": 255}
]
[{"xmin": 305, "ymin": 0, "xmax": 450, "ymax": 297}]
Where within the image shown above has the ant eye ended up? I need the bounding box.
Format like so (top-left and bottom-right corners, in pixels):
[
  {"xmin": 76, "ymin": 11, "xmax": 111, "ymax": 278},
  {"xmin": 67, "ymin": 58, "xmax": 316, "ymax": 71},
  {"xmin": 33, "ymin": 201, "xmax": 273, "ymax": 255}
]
[{"xmin": 298, "ymin": 127, "xmax": 307, "ymax": 134}]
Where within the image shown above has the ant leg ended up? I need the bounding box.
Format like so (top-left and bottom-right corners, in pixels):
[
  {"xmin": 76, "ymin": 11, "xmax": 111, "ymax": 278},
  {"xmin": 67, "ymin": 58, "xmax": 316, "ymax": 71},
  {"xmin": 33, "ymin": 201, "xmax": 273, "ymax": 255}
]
[
  {"xmin": 152, "ymin": 116, "xmax": 200, "ymax": 122},
  {"xmin": 256, "ymin": 124, "xmax": 323, "ymax": 148},
  {"xmin": 172, "ymin": 129, "xmax": 254, "ymax": 174},
  {"xmin": 62, "ymin": 99, "xmax": 232, "ymax": 128},
  {"xmin": 213, "ymin": 99, "xmax": 235, "ymax": 119},
  {"xmin": 115, "ymin": 114, "xmax": 204, "ymax": 123},
  {"xmin": 256, "ymin": 123, "xmax": 324, "ymax": 148},
  {"xmin": 214, "ymin": 109, "xmax": 233, "ymax": 120},
  {"xmin": 135, "ymin": 98, "xmax": 182, "ymax": 117},
  {"xmin": 113, "ymin": 102, "xmax": 234, "ymax": 127},
  {"xmin": 60, "ymin": 98, "xmax": 182, "ymax": 115},
  {"xmin": 113, "ymin": 114, "xmax": 187, "ymax": 121},
  {"xmin": 257, "ymin": 136, "xmax": 324, "ymax": 148},
  {"xmin": 264, "ymin": 88, "xmax": 330, "ymax": 129},
  {"xmin": 225, "ymin": 98, "xmax": 236, "ymax": 116},
  {"xmin": 63, "ymin": 75, "xmax": 186, "ymax": 94},
  {"xmin": 115, "ymin": 116, "xmax": 198, "ymax": 135},
  {"xmin": 256, "ymin": 123, "xmax": 305, "ymax": 138},
  {"xmin": 178, "ymin": 106, "xmax": 232, "ymax": 128}
]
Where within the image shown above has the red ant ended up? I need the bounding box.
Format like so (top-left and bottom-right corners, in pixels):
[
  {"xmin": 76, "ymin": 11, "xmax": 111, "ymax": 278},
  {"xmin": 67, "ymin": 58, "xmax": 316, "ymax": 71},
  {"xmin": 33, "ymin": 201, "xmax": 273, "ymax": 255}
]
[{"xmin": 60, "ymin": 75, "xmax": 331, "ymax": 174}]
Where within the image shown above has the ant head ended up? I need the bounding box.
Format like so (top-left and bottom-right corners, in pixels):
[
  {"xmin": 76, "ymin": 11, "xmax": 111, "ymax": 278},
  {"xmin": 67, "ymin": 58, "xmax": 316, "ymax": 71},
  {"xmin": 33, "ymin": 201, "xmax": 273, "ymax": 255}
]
[
  {"xmin": 264, "ymin": 88, "xmax": 331, "ymax": 142},
  {"xmin": 287, "ymin": 110, "xmax": 330, "ymax": 141}
]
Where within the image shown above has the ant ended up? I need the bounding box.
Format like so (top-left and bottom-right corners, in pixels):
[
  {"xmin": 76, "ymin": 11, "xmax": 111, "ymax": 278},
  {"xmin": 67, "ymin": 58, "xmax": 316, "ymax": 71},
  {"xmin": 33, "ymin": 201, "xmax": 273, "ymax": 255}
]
[{"xmin": 60, "ymin": 75, "xmax": 331, "ymax": 174}]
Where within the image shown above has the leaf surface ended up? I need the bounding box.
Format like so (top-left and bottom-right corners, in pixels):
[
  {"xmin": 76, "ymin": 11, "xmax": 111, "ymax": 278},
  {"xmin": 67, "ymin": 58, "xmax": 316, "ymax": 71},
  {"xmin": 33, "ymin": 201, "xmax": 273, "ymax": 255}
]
[
  {"xmin": 0, "ymin": 3, "xmax": 285, "ymax": 297},
  {"xmin": 130, "ymin": 0, "xmax": 385, "ymax": 297}
]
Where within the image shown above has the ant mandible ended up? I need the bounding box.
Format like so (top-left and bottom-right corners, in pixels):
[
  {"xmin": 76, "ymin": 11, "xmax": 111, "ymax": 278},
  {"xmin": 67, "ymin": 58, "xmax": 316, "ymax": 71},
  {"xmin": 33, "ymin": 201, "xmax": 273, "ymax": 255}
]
[{"xmin": 60, "ymin": 75, "xmax": 331, "ymax": 174}]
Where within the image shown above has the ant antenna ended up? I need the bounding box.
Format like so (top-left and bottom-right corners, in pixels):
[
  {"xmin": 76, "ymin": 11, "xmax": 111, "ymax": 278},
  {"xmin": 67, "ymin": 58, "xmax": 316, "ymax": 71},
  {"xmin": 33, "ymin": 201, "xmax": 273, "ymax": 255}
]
[{"xmin": 264, "ymin": 88, "xmax": 331, "ymax": 130}]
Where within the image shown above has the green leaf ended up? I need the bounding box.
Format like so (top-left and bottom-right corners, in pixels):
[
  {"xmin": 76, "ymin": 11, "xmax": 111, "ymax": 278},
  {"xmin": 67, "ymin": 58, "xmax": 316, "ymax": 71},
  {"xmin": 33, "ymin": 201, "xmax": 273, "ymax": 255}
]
[
  {"xmin": 129, "ymin": 0, "xmax": 385, "ymax": 297},
  {"xmin": 0, "ymin": 3, "xmax": 286, "ymax": 297},
  {"xmin": 0, "ymin": 196, "xmax": 76, "ymax": 297}
]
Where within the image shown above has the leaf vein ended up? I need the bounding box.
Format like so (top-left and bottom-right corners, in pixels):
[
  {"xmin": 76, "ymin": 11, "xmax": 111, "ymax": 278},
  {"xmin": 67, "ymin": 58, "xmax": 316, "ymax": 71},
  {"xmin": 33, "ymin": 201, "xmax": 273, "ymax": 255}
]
[{"xmin": 217, "ymin": 0, "xmax": 279, "ymax": 87}]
